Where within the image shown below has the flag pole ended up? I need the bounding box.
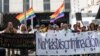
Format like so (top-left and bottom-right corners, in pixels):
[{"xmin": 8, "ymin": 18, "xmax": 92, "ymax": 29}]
[
  {"xmin": 63, "ymin": 1, "xmax": 66, "ymax": 24},
  {"xmin": 31, "ymin": 0, "xmax": 34, "ymax": 29},
  {"xmin": 23, "ymin": 0, "xmax": 27, "ymax": 25}
]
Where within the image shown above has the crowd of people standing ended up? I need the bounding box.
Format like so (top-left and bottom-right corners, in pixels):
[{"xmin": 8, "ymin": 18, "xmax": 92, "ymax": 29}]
[
  {"xmin": 2, "ymin": 21, "xmax": 100, "ymax": 34},
  {"xmin": 0, "ymin": 21, "xmax": 100, "ymax": 56}
]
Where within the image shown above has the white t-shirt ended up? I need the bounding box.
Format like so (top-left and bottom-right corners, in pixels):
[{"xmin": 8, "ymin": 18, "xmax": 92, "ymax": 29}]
[
  {"xmin": 29, "ymin": 29, "xmax": 38, "ymax": 34},
  {"xmin": 17, "ymin": 30, "xmax": 28, "ymax": 34}
]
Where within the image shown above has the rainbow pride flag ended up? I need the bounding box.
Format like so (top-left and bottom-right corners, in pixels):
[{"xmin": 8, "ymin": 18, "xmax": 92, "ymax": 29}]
[
  {"xmin": 16, "ymin": 8, "xmax": 36, "ymax": 22},
  {"xmin": 16, "ymin": 13, "xmax": 25, "ymax": 22},
  {"xmin": 50, "ymin": 3, "xmax": 64, "ymax": 22},
  {"xmin": 26, "ymin": 8, "xmax": 36, "ymax": 20}
]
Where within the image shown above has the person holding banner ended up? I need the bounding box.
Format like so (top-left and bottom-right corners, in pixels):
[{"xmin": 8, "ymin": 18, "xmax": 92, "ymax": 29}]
[
  {"xmin": 60, "ymin": 23, "xmax": 64, "ymax": 30},
  {"xmin": 55, "ymin": 25, "xmax": 60, "ymax": 33},
  {"xmin": 17, "ymin": 24, "xmax": 28, "ymax": 34},
  {"xmin": 76, "ymin": 22, "xmax": 81, "ymax": 29},
  {"xmin": 4, "ymin": 22, "xmax": 17, "ymax": 33},
  {"xmin": 88, "ymin": 23, "xmax": 96, "ymax": 31},
  {"xmin": 4, "ymin": 22, "xmax": 17, "ymax": 56},
  {"xmin": 29, "ymin": 24, "xmax": 40, "ymax": 34},
  {"xmin": 81, "ymin": 26, "xmax": 87, "ymax": 32},
  {"xmin": 17, "ymin": 24, "xmax": 28, "ymax": 56},
  {"xmin": 68, "ymin": 24, "xmax": 72, "ymax": 31},
  {"xmin": 39, "ymin": 24, "xmax": 47, "ymax": 33},
  {"xmin": 60, "ymin": 23, "xmax": 72, "ymax": 33},
  {"xmin": 72, "ymin": 24, "xmax": 81, "ymax": 33}
]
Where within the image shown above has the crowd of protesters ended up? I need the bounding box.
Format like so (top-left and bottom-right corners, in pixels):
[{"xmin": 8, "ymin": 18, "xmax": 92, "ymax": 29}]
[
  {"xmin": 1, "ymin": 21, "xmax": 100, "ymax": 34},
  {"xmin": 18, "ymin": 22, "xmax": 100, "ymax": 33},
  {"xmin": 0, "ymin": 21, "xmax": 100, "ymax": 56}
]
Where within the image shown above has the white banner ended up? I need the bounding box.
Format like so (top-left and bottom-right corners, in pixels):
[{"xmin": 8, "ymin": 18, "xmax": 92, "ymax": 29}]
[{"xmin": 36, "ymin": 31, "xmax": 100, "ymax": 55}]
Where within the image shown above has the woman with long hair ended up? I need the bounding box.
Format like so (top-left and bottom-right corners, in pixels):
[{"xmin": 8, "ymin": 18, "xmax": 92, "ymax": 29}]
[
  {"xmin": 17, "ymin": 24, "xmax": 28, "ymax": 56},
  {"xmin": 4, "ymin": 22, "xmax": 17, "ymax": 56}
]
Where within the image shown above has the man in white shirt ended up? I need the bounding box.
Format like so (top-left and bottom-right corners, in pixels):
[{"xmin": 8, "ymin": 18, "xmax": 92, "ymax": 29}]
[{"xmin": 60, "ymin": 23, "xmax": 72, "ymax": 34}]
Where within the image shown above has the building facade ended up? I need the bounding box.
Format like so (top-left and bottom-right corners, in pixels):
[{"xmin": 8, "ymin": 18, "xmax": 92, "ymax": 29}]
[
  {"xmin": 0, "ymin": 0, "xmax": 70, "ymax": 13},
  {"xmin": 0, "ymin": 0, "xmax": 71, "ymax": 29},
  {"xmin": 70, "ymin": 0, "xmax": 100, "ymax": 26}
]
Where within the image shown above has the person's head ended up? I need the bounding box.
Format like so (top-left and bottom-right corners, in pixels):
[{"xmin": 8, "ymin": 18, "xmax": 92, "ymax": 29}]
[
  {"xmin": 60, "ymin": 23, "xmax": 63, "ymax": 27},
  {"xmin": 76, "ymin": 22, "xmax": 81, "ymax": 28},
  {"xmin": 7, "ymin": 22, "xmax": 14, "ymax": 29},
  {"xmin": 5, "ymin": 22, "xmax": 17, "ymax": 33},
  {"xmin": 55, "ymin": 25, "xmax": 60, "ymax": 31},
  {"xmin": 48, "ymin": 25, "xmax": 54, "ymax": 30},
  {"xmin": 68, "ymin": 24, "xmax": 71, "ymax": 29},
  {"xmin": 40, "ymin": 24, "xmax": 45, "ymax": 29},
  {"xmin": 60, "ymin": 23, "xmax": 64, "ymax": 29},
  {"xmin": 97, "ymin": 25, "xmax": 100, "ymax": 31},
  {"xmin": 95, "ymin": 24, "xmax": 99, "ymax": 30},
  {"xmin": 89, "ymin": 23, "xmax": 96, "ymax": 31},
  {"xmin": 73, "ymin": 24, "xmax": 77, "ymax": 30},
  {"xmin": 82, "ymin": 26, "xmax": 86, "ymax": 32},
  {"xmin": 20, "ymin": 24, "xmax": 27, "ymax": 32},
  {"xmin": 63, "ymin": 23, "xmax": 68, "ymax": 30}
]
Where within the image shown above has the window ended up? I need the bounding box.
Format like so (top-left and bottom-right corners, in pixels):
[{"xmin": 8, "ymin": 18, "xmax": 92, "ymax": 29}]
[
  {"xmin": 4, "ymin": 0, "xmax": 9, "ymax": 13},
  {"xmin": 26, "ymin": 2, "xmax": 29, "ymax": 10},
  {"xmin": 4, "ymin": 0, "xmax": 8, "ymax": 3},
  {"xmin": 0, "ymin": 0, "xmax": 2, "ymax": 13},
  {"xmin": 44, "ymin": 0, "xmax": 50, "ymax": 2},
  {"xmin": 44, "ymin": 4, "xmax": 50, "ymax": 11},
  {"xmin": 64, "ymin": 0, "xmax": 70, "ymax": 11},
  {"xmin": 43, "ymin": 0, "xmax": 50, "ymax": 11},
  {"xmin": 23, "ymin": 0, "xmax": 29, "ymax": 10},
  {"xmin": 64, "ymin": 0, "xmax": 70, "ymax": 3},
  {"xmin": 26, "ymin": 0, "xmax": 29, "ymax": 2}
]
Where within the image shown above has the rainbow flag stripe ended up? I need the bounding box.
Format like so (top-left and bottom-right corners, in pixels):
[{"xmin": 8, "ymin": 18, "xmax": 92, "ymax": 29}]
[
  {"xmin": 16, "ymin": 13, "xmax": 25, "ymax": 22},
  {"xmin": 26, "ymin": 8, "xmax": 36, "ymax": 19},
  {"xmin": 16, "ymin": 8, "xmax": 36, "ymax": 22},
  {"xmin": 50, "ymin": 3, "xmax": 64, "ymax": 20}
]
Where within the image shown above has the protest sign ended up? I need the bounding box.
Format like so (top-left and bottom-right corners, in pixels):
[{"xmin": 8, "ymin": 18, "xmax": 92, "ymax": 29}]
[
  {"xmin": 36, "ymin": 31, "xmax": 100, "ymax": 55},
  {"xmin": 0, "ymin": 34, "xmax": 35, "ymax": 49}
]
